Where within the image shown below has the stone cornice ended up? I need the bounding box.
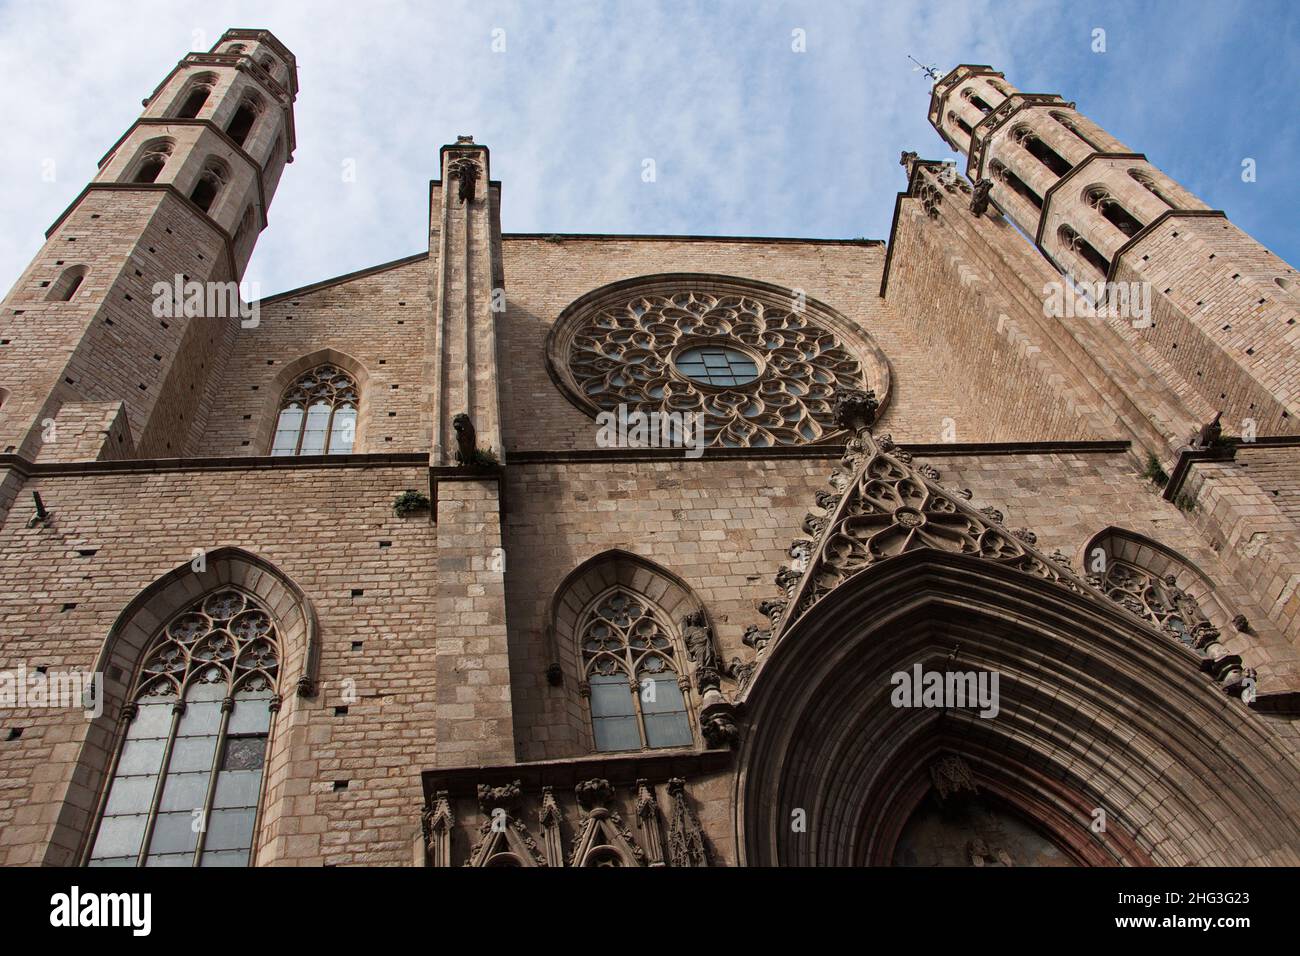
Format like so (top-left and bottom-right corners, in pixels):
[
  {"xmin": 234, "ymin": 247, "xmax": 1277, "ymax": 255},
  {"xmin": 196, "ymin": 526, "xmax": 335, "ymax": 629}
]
[
  {"xmin": 43, "ymin": 182, "xmax": 240, "ymax": 281},
  {"xmin": 421, "ymin": 747, "xmax": 732, "ymax": 803},
  {"xmin": 94, "ymin": 116, "xmax": 270, "ymax": 230},
  {"xmin": 965, "ymin": 94, "xmax": 1074, "ymax": 184},
  {"xmin": 1034, "ymin": 151, "xmax": 1148, "ymax": 249},
  {"xmin": 0, "ymin": 451, "xmax": 428, "ymax": 479}
]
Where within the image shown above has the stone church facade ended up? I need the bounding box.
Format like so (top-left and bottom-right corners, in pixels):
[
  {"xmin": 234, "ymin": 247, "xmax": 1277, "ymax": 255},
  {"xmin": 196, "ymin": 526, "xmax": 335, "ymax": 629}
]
[{"xmin": 1, "ymin": 29, "xmax": 1299, "ymax": 867}]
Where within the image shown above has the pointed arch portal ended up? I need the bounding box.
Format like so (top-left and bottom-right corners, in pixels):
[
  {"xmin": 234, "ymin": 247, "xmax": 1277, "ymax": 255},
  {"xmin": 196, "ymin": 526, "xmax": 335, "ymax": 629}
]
[{"xmin": 733, "ymin": 550, "xmax": 1300, "ymax": 866}]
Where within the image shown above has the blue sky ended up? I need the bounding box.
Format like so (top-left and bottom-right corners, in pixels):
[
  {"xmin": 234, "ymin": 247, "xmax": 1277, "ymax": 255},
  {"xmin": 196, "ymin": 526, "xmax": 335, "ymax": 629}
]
[{"xmin": 0, "ymin": 0, "xmax": 1295, "ymax": 297}]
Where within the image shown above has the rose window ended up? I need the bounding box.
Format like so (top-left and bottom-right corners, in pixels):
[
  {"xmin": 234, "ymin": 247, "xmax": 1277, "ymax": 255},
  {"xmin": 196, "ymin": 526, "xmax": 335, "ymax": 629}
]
[{"xmin": 549, "ymin": 280, "xmax": 891, "ymax": 449}]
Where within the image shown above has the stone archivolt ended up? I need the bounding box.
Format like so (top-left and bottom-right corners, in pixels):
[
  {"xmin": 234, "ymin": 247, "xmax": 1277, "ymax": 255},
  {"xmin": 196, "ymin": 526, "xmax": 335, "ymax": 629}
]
[{"xmin": 546, "ymin": 276, "xmax": 891, "ymax": 448}]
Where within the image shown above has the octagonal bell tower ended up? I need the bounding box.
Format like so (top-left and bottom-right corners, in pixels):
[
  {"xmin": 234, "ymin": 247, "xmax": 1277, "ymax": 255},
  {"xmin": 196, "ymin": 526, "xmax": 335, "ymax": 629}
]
[{"xmin": 929, "ymin": 64, "xmax": 1300, "ymax": 437}]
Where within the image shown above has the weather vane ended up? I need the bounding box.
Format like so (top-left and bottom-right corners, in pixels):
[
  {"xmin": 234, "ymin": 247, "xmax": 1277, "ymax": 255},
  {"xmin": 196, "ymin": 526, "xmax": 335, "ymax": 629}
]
[{"xmin": 907, "ymin": 55, "xmax": 942, "ymax": 83}]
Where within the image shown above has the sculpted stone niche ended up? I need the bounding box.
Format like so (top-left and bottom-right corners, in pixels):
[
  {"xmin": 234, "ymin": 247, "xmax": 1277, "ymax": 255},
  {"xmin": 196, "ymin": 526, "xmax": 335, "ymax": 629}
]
[{"xmin": 545, "ymin": 275, "xmax": 892, "ymax": 448}]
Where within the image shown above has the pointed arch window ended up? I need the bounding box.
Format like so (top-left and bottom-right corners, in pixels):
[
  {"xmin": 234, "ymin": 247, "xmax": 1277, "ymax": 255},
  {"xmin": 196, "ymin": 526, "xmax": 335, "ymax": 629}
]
[
  {"xmin": 1058, "ymin": 224, "xmax": 1110, "ymax": 279},
  {"xmin": 87, "ymin": 589, "xmax": 280, "ymax": 867},
  {"xmin": 130, "ymin": 138, "xmax": 174, "ymax": 184},
  {"xmin": 47, "ymin": 265, "xmax": 87, "ymax": 302},
  {"xmin": 580, "ymin": 588, "xmax": 693, "ymax": 752},
  {"xmin": 1083, "ymin": 185, "xmax": 1144, "ymax": 238},
  {"xmin": 990, "ymin": 159, "xmax": 1043, "ymax": 209},
  {"xmin": 173, "ymin": 73, "xmax": 217, "ymax": 119},
  {"xmin": 961, "ymin": 87, "xmax": 993, "ymax": 114},
  {"xmin": 1128, "ymin": 168, "xmax": 1175, "ymax": 208},
  {"xmin": 226, "ymin": 95, "xmax": 263, "ymax": 149},
  {"xmin": 1012, "ymin": 124, "xmax": 1072, "ymax": 177},
  {"xmin": 271, "ymin": 364, "xmax": 358, "ymax": 456},
  {"xmin": 190, "ymin": 160, "xmax": 228, "ymax": 214}
]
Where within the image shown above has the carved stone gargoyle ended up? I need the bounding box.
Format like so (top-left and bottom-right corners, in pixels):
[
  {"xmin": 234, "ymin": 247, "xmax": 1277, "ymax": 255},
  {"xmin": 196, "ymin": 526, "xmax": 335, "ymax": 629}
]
[
  {"xmin": 452, "ymin": 412, "xmax": 476, "ymax": 466},
  {"xmin": 1194, "ymin": 411, "xmax": 1223, "ymax": 449},
  {"xmin": 969, "ymin": 178, "xmax": 993, "ymax": 216}
]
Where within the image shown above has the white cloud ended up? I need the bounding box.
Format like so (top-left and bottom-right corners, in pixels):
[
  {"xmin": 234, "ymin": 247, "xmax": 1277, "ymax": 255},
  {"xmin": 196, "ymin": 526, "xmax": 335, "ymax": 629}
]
[{"xmin": 0, "ymin": 0, "xmax": 1293, "ymax": 299}]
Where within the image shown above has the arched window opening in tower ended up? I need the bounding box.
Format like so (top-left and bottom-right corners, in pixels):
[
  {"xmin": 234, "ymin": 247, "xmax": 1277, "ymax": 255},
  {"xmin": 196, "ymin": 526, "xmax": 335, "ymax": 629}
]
[
  {"xmin": 130, "ymin": 139, "xmax": 174, "ymax": 184},
  {"xmin": 1128, "ymin": 168, "xmax": 1175, "ymax": 208},
  {"xmin": 174, "ymin": 75, "xmax": 216, "ymax": 119},
  {"xmin": 85, "ymin": 588, "xmax": 280, "ymax": 867},
  {"xmin": 1051, "ymin": 111, "xmax": 1097, "ymax": 151},
  {"xmin": 1083, "ymin": 185, "xmax": 1144, "ymax": 238},
  {"xmin": 190, "ymin": 162, "xmax": 228, "ymax": 214},
  {"xmin": 961, "ymin": 87, "xmax": 993, "ymax": 114},
  {"xmin": 226, "ymin": 97, "xmax": 262, "ymax": 149},
  {"xmin": 224, "ymin": 43, "xmax": 246, "ymax": 55},
  {"xmin": 1059, "ymin": 225, "xmax": 1111, "ymax": 279},
  {"xmin": 1012, "ymin": 125, "xmax": 1071, "ymax": 177},
  {"xmin": 47, "ymin": 265, "xmax": 87, "ymax": 302},
  {"xmin": 580, "ymin": 587, "xmax": 694, "ymax": 752},
  {"xmin": 272, "ymin": 365, "xmax": 358, "ymax": 456},
  {"xmin": 990, "ymin": 159, "xmax": 1043, "ymax": 210},
  {"xmin": 947, "ymin": 111, "xmax": 973, "ymax": 137}
]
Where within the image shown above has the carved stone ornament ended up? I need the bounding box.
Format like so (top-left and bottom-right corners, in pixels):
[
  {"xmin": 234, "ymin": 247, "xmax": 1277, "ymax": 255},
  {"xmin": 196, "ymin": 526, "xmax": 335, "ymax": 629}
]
[
  {"xmin": 570, "ymin": 779, "xmax": 647, "ymax": 867},
  {"xmin": 930, "ymin": 754, "xmax": 978, "ymax": 804},
  {"xmin": 969, "ymin": 178, "xmax": 994, "ymax": 216},
  {"xmin": 422, "ymin": 790, "xmax": 455, "ymax": 867},
  {"xmin": 467, "ymin": 780, "xmax": 548, "ymax": 867},
  {"xmin": 549, "ymin": 281, "xmax": 892, "ymax": 449},
  {"xmin": 666, "ymin": 778, "xmax": 710, "ymax": 867},
  {"xmin": 766, "ymin": 388, "xmax": 1098, "ymax": 643},
  {"xmin": 448, "ymin": 154, "xmax": 480, "ymax": 204}
]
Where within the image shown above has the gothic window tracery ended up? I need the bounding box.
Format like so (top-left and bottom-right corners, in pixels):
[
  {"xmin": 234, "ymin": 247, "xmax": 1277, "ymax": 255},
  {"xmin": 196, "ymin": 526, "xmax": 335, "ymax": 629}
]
[
  {"xmin": 580, "ymin": 588, "xmax": 693, "ymax": 752},
  {"xmin": 1082, "ymin": 185, "xmax": 1143, "ymax": 238},
  {"xmin": 271, "ymin": 364, "xmax": 358, "ymax": 456},
  {"xmin": 87, "ymin": 588, "xmax": 280, "ymax": 867},
  {"xmin": 129, "ymin": 138, "xmax": 174, "ymax": 184},
  {"xmin": 990, "ymin": 159, "xmax": 1043, "ymax": 209},
  {"xmin": 551, "ymin": 282, "xmax": 887, "ymax": 448},
  {"xmin": 1128, "ymin": 168, "xmax": 1175, "ymax": 208},
  {"xmin": 1058, "ymin": 224, "xmax": 1110, "ymax": 279},
  {"xmin": 1012, "ymin": 124, "xmax": 1072, "ymax": 177},
  {"xmin": 190, "ymin": 159, "xmax": 229, "ymax": 215},
  {"xmin": 1097, "ymin": 560, "xmax": 1209, "ymax": 642},
  {"xmin": 173, "ymin": 73, "xmax": 217, "ymax": 119}
]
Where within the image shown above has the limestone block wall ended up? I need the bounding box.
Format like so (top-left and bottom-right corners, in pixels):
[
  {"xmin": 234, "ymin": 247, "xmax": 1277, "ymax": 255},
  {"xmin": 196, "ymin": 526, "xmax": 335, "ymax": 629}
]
[
  {"xmin": 196, "ymin": 257, "xmax": 432, "ymax": 457},
  {"xmin": 0, "ymin": 460, "xmax": 437, "ymax": 866}
]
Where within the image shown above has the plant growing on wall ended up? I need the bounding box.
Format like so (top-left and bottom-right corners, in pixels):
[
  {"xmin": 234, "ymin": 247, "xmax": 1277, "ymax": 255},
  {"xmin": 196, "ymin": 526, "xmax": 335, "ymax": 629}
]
[{"xmin": 393, "ymin": 489, "xmax": 431, "ymax": 517}]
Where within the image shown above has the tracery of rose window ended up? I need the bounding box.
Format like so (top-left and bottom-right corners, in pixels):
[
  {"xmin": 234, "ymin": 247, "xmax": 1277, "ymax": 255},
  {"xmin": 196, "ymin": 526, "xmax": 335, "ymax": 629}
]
[{"xmin": 562, "ymin": 290, "xmax": 876, "ymax": 447}]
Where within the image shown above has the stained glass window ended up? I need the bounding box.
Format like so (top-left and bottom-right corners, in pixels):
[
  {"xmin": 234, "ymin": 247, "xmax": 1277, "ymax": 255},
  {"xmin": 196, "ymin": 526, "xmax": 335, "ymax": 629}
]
[
  {"xmin": 579, "ymin": 588, "xmax": 693, "ymax": 752},
  {"xmin": 88, "ymin": 589, "xmax": 280, "ymax": 867},
  {"xmin": 271, "ymin": 365, "xmax": 358, "ymax": 456}
]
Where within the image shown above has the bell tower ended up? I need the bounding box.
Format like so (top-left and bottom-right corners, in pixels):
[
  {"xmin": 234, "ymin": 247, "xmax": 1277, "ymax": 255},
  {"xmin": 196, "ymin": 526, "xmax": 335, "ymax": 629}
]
[
  {"xmin": 0, "ymin": 28, "xmax": 298, "ymax": 461},
  {"xmin": 929, "ymin": 65, "xmax": 1300, "ymax": 437}
]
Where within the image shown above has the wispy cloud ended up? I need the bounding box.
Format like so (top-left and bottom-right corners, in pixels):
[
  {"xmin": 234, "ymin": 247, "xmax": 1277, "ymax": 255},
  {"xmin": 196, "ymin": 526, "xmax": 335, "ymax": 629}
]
[{"xmin": 0, "ymin": 0, "xmax": 1295, "ymax": 298}]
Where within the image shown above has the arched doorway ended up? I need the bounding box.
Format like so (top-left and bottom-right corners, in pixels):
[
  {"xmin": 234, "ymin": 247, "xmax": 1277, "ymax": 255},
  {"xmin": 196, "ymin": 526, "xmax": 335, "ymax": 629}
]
[{"xmin": 733, "ymin": 550, "xmax": 1300, "ymax": 866}]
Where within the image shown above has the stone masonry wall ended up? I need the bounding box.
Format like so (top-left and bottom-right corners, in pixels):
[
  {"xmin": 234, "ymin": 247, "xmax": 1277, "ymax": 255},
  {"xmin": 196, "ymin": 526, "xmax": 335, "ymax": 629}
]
[{"xmin": 0, "ymin": 462, "xmax": 437, "ymax": 866}]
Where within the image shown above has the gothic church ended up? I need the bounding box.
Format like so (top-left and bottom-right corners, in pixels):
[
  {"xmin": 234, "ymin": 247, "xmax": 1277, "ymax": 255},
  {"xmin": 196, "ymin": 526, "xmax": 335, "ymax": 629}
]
[{"xmin": 2, "ymin": 30, "xmax": 1300, "ymax": 867}]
